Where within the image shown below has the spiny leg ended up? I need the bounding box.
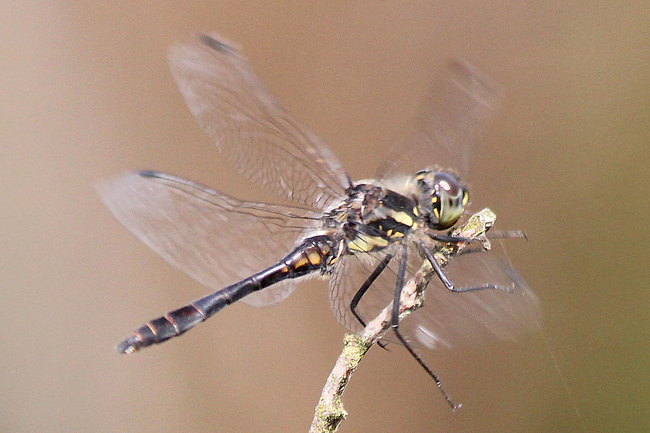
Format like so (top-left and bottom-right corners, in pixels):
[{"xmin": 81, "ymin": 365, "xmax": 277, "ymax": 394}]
[
  {"xmin": 349, "ymin": 253, "xmax": 393, "ymax": 328},
  {"xmin": 428, "ymin": 232, "xmax": 472, "ymax": 244},
  {"xmin": 421, "ymin": 244, "xmax": 512, "ymax": 293},
  {"xmin": 390, "ymin": 244, "xmax": 459, "ymax": 410},
  {"xmin": 428, "ymin": 229, "xmax": 527, "ymax": 248},
  {"xmin": 390, "ymin": 245, "xmax": 408, "ymax": 330}
]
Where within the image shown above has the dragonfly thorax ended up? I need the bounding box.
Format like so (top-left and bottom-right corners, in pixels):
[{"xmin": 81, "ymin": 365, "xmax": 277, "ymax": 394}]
[
  {"xmin": 323, "ymin": 171, "xmax": 469, "ymax": 255},
  {"xmin": 322, "ymin": 183, "xmax": 420, "ymax": 254},
  {"xmin": 414, "ymin": 170, "xmax": 469, "ymax": 230}
]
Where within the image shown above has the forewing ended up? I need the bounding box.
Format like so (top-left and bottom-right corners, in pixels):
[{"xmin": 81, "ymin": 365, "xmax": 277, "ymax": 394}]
[
  {"xmin": 330, "ymin": 241, "xmax": 540, "ymax": 349},
  {"xmin": 377, "ymin": 59, "xmax": 500, "ymax": 180},
  {"xmin": 169, "ymin": 34, "xmax": 350, "ymax": 210},
  {"xmin": 99, "ymin": 171, "xmax": 321, "ymax": 307}
]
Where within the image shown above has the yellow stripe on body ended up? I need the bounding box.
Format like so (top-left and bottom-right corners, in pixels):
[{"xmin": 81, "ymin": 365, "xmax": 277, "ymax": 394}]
[
  {"xmin": 389, "ymin": 211, "xmax": 414, "ymax": 227},
  {"xmin": 307, "ymin": 251, "xmax": 322, "ymax": 266},
  {"xmin": 347, "ymin": 233, "xmax": 389, "ymax": 253}
]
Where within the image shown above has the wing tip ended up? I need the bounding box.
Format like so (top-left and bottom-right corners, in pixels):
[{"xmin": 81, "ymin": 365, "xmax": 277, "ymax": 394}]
[
  {"xmin": 170, "ymin": 32, "xmax": 241, "ymax": 58},
  {"xmin": 446, "ymin": 58, "xmax": 502, "ymax": 107},
  {"xmin": 168, "ymin": 32, "xmax": 245, "ymax": 86},
  {"xmin": 198, "ymin": 33, "xmax": 236, "ymax": 54},
  {"xmin": 96, "ymin": 171, "xmax": 156, "ymax": 212},
  {"xmin": 138, "ymin": 170, "xmax": 162, "ymax": 178}
]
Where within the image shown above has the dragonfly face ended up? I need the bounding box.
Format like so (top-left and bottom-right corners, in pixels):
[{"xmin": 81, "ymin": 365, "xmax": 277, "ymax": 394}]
[
  {"xmin": 414, "ymin": 170, "xmax": 469, "ymax": 230},
  {"xmin": 101, "ymin": 34, "xmax": 539, "ymax": 385}
]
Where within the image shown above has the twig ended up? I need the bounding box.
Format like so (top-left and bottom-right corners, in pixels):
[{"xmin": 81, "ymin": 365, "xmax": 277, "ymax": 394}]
[{"xmin": 309, "ymin": 208, "xmax": 497, "ymax": 433}]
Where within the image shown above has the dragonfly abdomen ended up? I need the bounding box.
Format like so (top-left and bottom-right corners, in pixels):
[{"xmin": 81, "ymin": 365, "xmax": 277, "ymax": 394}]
[{"xmin": 116, "ymin": 235, "xmax": 338, "ymax": 354}]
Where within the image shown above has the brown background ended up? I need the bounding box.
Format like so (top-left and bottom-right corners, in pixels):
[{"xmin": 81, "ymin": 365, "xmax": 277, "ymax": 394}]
[{"xmin": 2, "ymin": 1, "xmax": 649, "ymax": 432}]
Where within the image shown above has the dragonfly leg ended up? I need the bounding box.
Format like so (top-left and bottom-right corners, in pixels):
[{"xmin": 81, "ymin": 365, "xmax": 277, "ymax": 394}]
[
  {"xmin": 390, "ymin": 245, "xmax": 459, "ymax": 410},
  {"xmin": 429, "ymin": 229, "xmax": 527, "ymax": 245},
  {"xmin": 390, "ymin": 245, "xmax": 408, "ymax": 330},
  {"xmin": 428, "ymin": 232, "xmax": 472, "ymax": 243},
  {"xmin": 421, "ymin": 246, "xmax": 513, "ymax": 293},
  {"xmin": 349, "ymin": 253, "xmax": 393, "ymax": 329}
]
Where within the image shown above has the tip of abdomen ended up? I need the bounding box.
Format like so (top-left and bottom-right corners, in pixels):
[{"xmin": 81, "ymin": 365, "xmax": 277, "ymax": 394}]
[{"xmin": 115, "ymin": 335, "xmax": 142, "ymax": 354}]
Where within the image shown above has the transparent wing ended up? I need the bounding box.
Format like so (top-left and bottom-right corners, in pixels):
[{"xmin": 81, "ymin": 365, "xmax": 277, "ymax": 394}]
[
  {"xmin": 401, "ymin": 248, "xmax": 541, "ymax": 350},
  {"xmin": 329, "ymin": 245, "xmax": 400, "ymax": 334},
  {"xmin": 329, "ymin": 242, "xmax": 419, "ymax": 335},
  {"xmin": 169, "ymin": 34, "xmax": 350, "ymax": 210},
  {"xmin": 377, "ymin": 59, "xmax": 501, "ymax": 181},
  {"xmin": 330, "ymin": 241, "xmax": 540, "ymax": 349},
  {"xmin": 99, "ymin": 171, "xmax": 321, "ymax": 307}
]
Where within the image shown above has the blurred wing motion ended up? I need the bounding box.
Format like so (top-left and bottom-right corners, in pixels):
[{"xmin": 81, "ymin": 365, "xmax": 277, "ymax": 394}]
[
  {"xmin": 169, "ymin": 34, "xmax": 350, "ymax": 210},
  {"xmin": 378, "ymin": 59, "xmax": 501, "ymax": 180},
  {"xmin": 99, "ymin": 171, "xmax": 320, "ymax": 306}
]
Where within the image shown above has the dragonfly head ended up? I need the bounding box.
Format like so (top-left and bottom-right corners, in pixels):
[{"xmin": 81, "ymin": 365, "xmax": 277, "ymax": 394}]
[{"xmin": 415, "ymin": 170, "xmax": 469, "ymax": 230}]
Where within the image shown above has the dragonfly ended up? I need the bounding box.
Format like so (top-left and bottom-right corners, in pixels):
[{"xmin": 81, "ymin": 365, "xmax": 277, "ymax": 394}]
[{"xmin": 101, "ymin": 34, "xmax": 540, "ymax": 408}]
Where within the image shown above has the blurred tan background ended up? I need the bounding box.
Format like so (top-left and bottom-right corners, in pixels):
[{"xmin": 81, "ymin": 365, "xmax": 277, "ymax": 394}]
[{"xmin": 1, "ymin": 1, "xmax": 649, "ymax": 432}]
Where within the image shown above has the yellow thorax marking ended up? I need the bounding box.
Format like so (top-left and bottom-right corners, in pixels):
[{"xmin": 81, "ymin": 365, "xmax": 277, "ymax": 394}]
[
  {"xmin": 347, "ymin": 233, "xmax": 389, "ymax": 253},
  {"xmin": 390, "ymin": 211, "xmax": 413, "ymax": 227}
]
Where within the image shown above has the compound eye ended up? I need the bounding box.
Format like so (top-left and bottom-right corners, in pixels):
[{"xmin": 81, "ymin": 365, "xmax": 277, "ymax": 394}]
[
  {"xmin": 435, "ymin": 172, "xmax": 461, "ymax": 195},
  {"xmin": 433, "ymin": 172, "xmax": 467, "ymax": 229}
]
